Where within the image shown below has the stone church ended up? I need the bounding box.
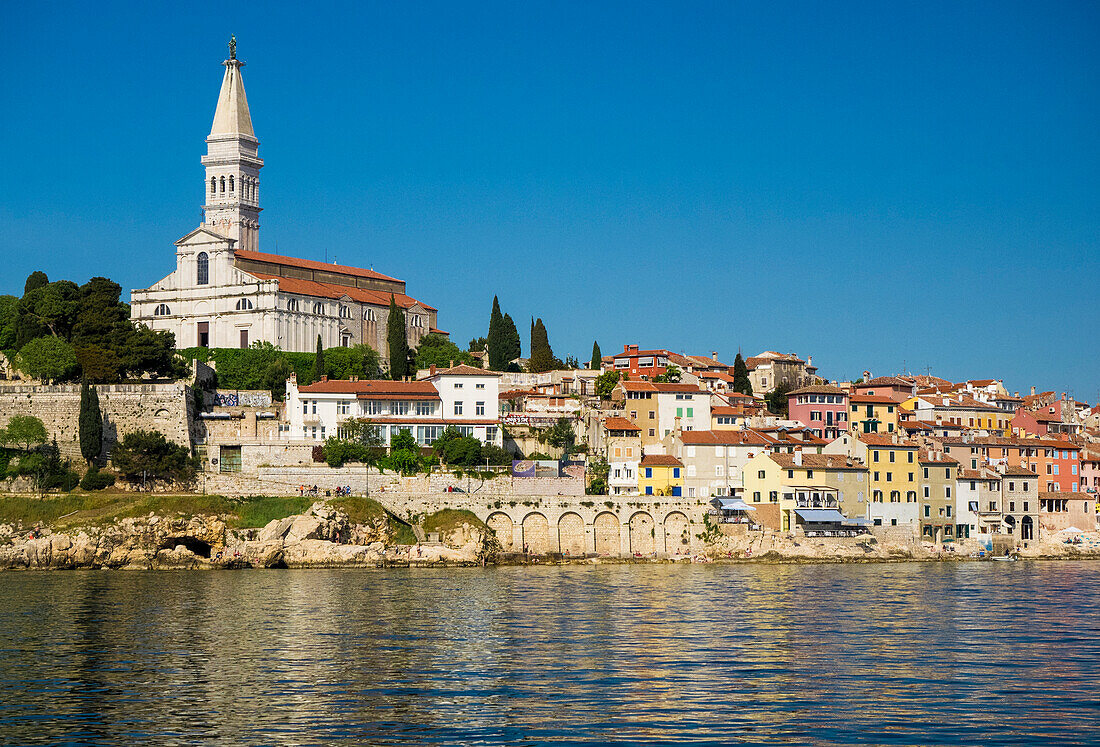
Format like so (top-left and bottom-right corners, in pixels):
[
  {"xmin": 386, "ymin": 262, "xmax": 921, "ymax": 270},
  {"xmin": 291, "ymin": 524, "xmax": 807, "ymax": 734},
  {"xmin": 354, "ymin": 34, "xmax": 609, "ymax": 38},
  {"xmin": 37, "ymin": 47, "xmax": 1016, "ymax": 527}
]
[{"xmin": 131, "ymin": 41, "xmax": 442, "ymax": 355}]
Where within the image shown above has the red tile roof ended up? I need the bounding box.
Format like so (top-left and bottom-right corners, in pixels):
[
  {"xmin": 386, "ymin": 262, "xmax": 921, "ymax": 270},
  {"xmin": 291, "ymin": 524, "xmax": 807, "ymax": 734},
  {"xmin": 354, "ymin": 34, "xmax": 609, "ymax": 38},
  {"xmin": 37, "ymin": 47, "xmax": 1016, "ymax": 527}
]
[
  {"xmin": 679, "ymin": 430, "xmax": 771, "ymax": 446},
  {"xmin": 604, "ymin": 417, "xmax": 641, "ymax": 432},
  {"xmin": 640, "ymin": 454, "xmax": 684, "ymax": 467},
  {"xmin": 850, "ymin": 394, "xmax": 901, "ymax": 404},
  {"xmin": 250, "ymin": 273, "xmax": 437, "ymax": 312},
  {"xmin": 769, "ymin": 453, "xmax": 867, "ymax": 470},
  {"xmin": 431, "ymin": 364, "xmax": 502, "ymax": 377},
  {"xmin": 858, "ymin": 434, "xmax": 918, "ymax": 448},
  {"xmin": 789, "ymin": 384, "xmax": 846, "ymax": 396},
  {"xmin": 235, "ymin": 249, "xmax": 402, "ymax": 283}
]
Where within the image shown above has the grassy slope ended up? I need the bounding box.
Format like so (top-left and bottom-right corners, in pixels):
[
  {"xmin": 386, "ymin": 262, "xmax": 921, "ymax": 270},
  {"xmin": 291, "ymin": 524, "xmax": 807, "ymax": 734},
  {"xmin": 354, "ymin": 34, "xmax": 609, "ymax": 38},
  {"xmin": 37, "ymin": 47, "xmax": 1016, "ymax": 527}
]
[{"xmin": 422, "ymin": 509, "xmax": 485, "ymax": 536}]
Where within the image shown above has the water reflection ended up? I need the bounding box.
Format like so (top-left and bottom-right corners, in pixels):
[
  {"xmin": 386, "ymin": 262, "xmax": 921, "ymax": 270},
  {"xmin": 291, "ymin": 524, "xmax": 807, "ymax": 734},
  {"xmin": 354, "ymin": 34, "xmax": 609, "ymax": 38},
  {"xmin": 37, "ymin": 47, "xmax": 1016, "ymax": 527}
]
[{"xmin": 1, "ymin": 563, "xmax": 1099, "ymax": 745}]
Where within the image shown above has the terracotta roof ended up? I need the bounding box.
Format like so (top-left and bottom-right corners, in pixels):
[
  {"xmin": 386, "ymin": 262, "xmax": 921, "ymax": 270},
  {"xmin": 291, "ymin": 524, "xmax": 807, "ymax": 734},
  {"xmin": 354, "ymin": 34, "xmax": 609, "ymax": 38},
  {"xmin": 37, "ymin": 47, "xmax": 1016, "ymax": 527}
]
[
  {"xmin": 431, "ymin": 364, "xmax": 502, "ymax": 377},
  {"xmin": 640, "ymin": 454, "xmax": 684, "ymax": 467},
  {"xmin": 959, "ymin": 468, "xmax": 997, "ymax": 481},
  {"xmin": 918, "ymin": 452, "xmax": 958, "ymax": 465},
  {"xmin": 1000, "ymin": 465, "xmax": 1038, "ymax": 477},
  {"xmin": 250, "ymin": 272, "xmax": 437, "ymax": 312},
  {"xmin": 604, "ymin": 417, "xmax": 641, "ymax": 432},
  {"xmin": 859, "ymin": 376, "xmax": 915, "ymax": 387},
  {"xmin": 935, "ymin": 435, "xmax": 1079, "ymax": 450},
  {"xmin": 297, "ymin": 379, "xmax": 439, "ymax": 397},
  {"xmin": 680, "ymin": 430, "xmax": 771, "ymax": 446},
  {"xmin": 621, "ymin": 381, "xmax": 703, "ymax": 393},
  {"xmin": 235, "ymin": 250, "xmax": 402, "ymax": 283},
  {"xmin": 789, "ymin": 384, "xmax": 846, "ymax": 396},
  {"xmin": 968, "ymin": 379, "xmax": 996, "ymax": 386},
  {"xmin": 850, "ymin": 394, "xmax": 901, "ymax": 404},
  {"xmin": 769, "ymin": 453, "xmax": 867, "ymax": 471},
  {"xmin": 901, "ymin": 421, "xmax": 936, "ymax": 431}
]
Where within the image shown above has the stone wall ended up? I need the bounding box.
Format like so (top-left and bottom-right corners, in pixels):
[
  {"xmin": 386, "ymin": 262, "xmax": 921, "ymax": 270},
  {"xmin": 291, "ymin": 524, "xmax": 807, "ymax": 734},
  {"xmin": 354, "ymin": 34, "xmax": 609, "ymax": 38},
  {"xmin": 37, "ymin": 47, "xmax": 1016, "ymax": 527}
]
[{"xmin": 0, "ymin": 383, "xmax": 193, "ymax": 461}]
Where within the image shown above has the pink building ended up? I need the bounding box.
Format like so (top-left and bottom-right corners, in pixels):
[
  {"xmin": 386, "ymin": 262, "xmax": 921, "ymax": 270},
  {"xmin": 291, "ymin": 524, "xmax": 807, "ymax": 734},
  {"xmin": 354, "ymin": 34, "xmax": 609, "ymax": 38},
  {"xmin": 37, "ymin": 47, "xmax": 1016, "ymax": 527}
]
[{"xmin": 788, "ymin": 385, "xmax": 849, "ymax": 440}]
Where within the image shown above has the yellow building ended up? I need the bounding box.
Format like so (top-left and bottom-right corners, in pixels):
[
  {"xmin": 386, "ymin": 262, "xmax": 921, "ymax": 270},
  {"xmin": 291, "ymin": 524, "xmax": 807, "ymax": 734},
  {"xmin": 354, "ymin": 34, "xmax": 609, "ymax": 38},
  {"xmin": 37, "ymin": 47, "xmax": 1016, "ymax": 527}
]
[
  {"xmin": 860, "ymin": 434, "xmax": 920, "ymax": 528},
  {"xmin": 849, "ymin": 395, "xmax": 901, "ymax": 434},
  {"xmin": 918, "ymin": 450, "xmax": 959, "ymax": 542},
  {"xmin": 639, "ymin": 454, "xmax": 684, "ymax": 497},
  {"xmin": 902, "ymin": 394, "xmax": 1011, "ymax": 436},
  {"xmin": 742, "ymin": 451, "xmax": 870, "ymax": 531}
]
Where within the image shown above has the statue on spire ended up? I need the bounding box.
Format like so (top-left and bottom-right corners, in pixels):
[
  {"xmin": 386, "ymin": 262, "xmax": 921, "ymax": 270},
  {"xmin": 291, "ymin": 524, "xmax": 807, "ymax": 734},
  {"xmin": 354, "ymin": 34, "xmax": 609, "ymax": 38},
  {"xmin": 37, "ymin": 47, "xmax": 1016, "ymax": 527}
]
[{"xmin": 229, "ymin": 35, "xmax": 237, "ymax": 60}]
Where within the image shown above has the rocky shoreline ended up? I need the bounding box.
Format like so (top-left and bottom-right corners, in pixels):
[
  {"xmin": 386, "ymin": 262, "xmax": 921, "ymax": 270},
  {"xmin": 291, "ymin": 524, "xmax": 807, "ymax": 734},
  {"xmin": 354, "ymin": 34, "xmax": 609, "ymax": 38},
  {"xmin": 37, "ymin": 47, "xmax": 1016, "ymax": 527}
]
[{"xmin": 1, "ymin": 501, "xmax": 1097, "ymax": 570}]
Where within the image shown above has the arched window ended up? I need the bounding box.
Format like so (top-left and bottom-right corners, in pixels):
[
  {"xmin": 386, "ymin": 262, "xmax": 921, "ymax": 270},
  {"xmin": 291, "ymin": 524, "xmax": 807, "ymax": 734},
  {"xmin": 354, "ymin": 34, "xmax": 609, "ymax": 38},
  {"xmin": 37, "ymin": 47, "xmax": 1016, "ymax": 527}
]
[
  {"xmin": 220, "ymin": 176, "xmax": 226, "ymax": 193},
  {"xmin": 890, "ymin": 490, "xmax": 901, "ymax": 503},
  {"xmin": 196, "ymin": 252, "xmax": 209, "ymax": 285},
  {"xmin": 210, "ymin": 177, "xmax": 216, "ymax": 194},
  {"xmin": 363, "ymin": 308, "xmax": 375, "ymax": 321},
  {"xmin": 287, "ymin": 298, "xmax": 299, "ymax": 312},
  {"xmin": 339, "ymin": 305, "xmax": 350, "ymax": 318},
  {"xmin": 235, "ymin": 298, "xmax": 254, "ymax": 311},
  {"xmin": 313, "ymin": 302, "xmax": 325, "ymax": 315},
  {"xmin": 153, "ymin": 303, "xmax": 171, "ymax": 316},
  {"xmin": 229, "ymin": 175, "xmax": 234, "ymax": 192}
]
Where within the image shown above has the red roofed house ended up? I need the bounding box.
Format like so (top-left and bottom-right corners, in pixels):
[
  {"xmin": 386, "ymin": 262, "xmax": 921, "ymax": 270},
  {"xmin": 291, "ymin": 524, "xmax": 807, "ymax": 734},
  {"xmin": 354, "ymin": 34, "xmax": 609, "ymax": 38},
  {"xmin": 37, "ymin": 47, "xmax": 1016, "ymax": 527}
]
[
  {"xmin": 787, "ymin": 385, "xmax": 849, "ymax": 440},
  {"xmin": 132, "ymin": 45, "xmax": 441, "ymax": 356},
  {"xmin": 609, "ymin": 345, "xmax": 698, "ymax": 380},
  {"xmin": 286, "ymin": 365, "xmax": 502, "ymax": 447},
  {"xmin": 744, "ymin": 351, "xmax": 819, "ymax": 395}
]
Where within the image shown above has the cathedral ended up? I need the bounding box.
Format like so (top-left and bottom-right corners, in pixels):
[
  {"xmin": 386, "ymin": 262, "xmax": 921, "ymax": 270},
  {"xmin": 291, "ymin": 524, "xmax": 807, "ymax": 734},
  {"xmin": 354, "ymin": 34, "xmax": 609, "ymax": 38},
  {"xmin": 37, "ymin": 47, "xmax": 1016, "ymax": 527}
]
[{"xmin": 131, "ymin": 40, "xmax": 442, "ymax": 355}]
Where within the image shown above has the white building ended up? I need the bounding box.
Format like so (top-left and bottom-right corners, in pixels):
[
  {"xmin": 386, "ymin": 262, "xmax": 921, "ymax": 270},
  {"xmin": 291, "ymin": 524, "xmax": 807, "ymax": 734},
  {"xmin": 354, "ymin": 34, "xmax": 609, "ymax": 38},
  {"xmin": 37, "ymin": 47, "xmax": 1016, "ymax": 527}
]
[
  {"xmin": 131, "ymin": 40, "xmax": 441, "ymax": 355},
  {"xmin": 286, "ymin": 365, "xmax": 502, "ymax": 447}
]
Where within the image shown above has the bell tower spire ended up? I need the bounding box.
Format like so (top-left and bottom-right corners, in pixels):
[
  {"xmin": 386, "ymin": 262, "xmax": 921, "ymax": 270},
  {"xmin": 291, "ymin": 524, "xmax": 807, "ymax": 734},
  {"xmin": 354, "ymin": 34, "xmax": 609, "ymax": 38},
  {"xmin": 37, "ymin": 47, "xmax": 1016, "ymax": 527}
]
[{"xmin": 201, "ymin": 36, "xmax": 263, "ymax": 252}]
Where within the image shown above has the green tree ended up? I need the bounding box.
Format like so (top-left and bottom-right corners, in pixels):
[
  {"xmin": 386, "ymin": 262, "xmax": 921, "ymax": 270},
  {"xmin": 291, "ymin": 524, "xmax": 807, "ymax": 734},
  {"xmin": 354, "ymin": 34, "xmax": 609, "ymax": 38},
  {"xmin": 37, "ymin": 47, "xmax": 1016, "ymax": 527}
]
[
  {"xmin": 390, "ymin": 428, "xmax": 418, "ymax": 452},
  {"xmin": 261, "ymin": 356, "xmax": 294, "ymax": 400},
  {"xmin": 387, "ymin": 295, "xmax": 408, "ymax": 380},
  {"xmin": 528, "ymin": 318, "xmax": 559, "ymax": 372},
  {"xmin": 15, "ymin": 336, "xmax": 79, "ymax": 382},
  {"xmin": 24, "ymin": 271, "xmax": 49, "ymax": 295},
  {"xmin": 765, "ymin": 381, "xmax": 795, "ymax": 418},
  {"xmin": 653, "ymin": 363, "xmax": 682, "ymax": 383},
  {"xmin": 118, "ymin": 325, "xmax": 182, "ymax": 379},
  {"xmin": 586, "ymin": 455, "xmax": 610, "ymax": 495},
  {"xmin": 1, "ymin": 415, "xmax": 49, "ymax": 451},
  {"xmin": 70, "ymin": 277, "xmax": 129, "ymax": 350},
  {"xmin": 15, "ymin": 280, "xmax": 80, "ymax": 346},
  {"xmin": 590, "ymin": 341, "xmax": 602, "ymax": 370},
  {"xmin": 486, "ymin": 296, "xmax": 505, "ymax": 370},
  {"xmin": 468, "ymin": 336, "xmax": 487, "ymax": 352},
  {"xmin": 325, "ymin": 344, "xmax": 382, "ymax": 380},
  {"xmin": 111, "ymin": 430, "xmax": 196, "ymax": 484},
  {"xmin": 481, "ymin": 443, "xmax": 514, "ymax": 466},
  {"xmin": 501, "ymin": 312, "xmax": 521, "ymax": 366},
  {"xmin": 312, "ymin": 335, "xmax": 325, "ymax": 383},
  {"xmin": 594, "ymin": 370, "xmax": 621, "ymax": 399},
  {"xmin": 415, "ymin": 333, "xmax": 475, "ymax": 370},
  {"xmin": 322, "ymin": 418, "xmax": 387, "ymax": 467},
  {"xmin": 542, "ymin": 417, "xmax": 577, "ymax": 460},
  {"xmin": 0, "ymin": 294, "xmax": 18, "ymax": 350},
  {"xmin": 79, "ymin": 381, "xmax": 103, "ymax": 467},
  {"xmin": 732, "ymin": 352, "xmax": 753, "ymax": 396},
  {"xmin": 74, "ymin": 344, "xmax": 123, "ymax": 383}
]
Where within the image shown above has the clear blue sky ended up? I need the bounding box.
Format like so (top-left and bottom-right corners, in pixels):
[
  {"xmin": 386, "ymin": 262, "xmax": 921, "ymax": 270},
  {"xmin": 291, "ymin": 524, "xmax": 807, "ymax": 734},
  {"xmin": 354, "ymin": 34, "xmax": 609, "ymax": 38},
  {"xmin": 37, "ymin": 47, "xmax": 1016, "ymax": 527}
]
[{"xmin": 2, "ymin": 1, "xmax": 1097, "ymax": 400}]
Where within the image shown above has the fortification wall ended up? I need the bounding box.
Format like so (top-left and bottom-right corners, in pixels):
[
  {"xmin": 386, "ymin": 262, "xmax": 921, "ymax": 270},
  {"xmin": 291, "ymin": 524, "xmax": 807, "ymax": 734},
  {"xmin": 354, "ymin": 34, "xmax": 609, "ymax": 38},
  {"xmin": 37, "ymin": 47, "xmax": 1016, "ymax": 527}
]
[{"xmin": 0, "ymin": 383, "xmax": 193, "ymax": 461}]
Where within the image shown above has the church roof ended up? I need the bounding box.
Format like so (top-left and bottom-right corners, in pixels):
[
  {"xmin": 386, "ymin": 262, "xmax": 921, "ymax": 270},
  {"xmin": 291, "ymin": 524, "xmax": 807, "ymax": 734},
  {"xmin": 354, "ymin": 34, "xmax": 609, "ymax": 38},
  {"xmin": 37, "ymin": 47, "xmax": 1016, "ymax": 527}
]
[
  {"xmin": 210, "ymin": 57, "xmax": 255, "ymax": 138},
  {"xmin": 250, "ymin": 272, "xmax": 437, "ymax": 312},
  {"xmin": 235, "ymin": 249, "xmax": 402, "ymax": 284}
]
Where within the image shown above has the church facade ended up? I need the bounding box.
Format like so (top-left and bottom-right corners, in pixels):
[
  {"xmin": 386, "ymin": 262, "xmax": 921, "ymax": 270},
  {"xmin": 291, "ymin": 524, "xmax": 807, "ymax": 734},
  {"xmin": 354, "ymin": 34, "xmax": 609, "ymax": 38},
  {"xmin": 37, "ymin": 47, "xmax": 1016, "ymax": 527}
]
[{"xmin": 131, "ymin": 42, "xmax": 442, "ymax": 355}]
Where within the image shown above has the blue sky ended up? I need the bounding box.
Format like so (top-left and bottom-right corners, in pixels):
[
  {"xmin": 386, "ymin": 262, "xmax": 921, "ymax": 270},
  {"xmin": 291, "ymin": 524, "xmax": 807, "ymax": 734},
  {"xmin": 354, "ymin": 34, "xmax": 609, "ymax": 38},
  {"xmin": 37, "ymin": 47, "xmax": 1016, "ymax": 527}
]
[{"xmin": 2, "ymin": 1, "xmax": 1097, "ymax": 400}]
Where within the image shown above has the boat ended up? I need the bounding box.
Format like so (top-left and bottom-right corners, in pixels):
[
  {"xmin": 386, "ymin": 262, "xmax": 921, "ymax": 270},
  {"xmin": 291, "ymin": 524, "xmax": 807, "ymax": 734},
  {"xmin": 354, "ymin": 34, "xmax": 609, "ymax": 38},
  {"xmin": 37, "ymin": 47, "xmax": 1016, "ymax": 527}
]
[{"xmin": 992, "ymin": 556, "xmax": 1018, "ymax": 562}]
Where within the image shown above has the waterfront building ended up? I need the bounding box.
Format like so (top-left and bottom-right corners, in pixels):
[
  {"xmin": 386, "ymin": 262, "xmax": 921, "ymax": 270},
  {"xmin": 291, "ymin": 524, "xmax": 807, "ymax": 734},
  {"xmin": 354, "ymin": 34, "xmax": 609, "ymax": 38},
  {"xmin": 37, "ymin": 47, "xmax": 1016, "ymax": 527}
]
[
  {"xmin": 852, "ymin": 376, "xmax": 916, "ymax": 401},
  {"xmin": 901, "ymin": 393, "xmax": 1011, "ymax": 435},
  {"xmin": 744, "ymin": 351, "xmax": 818, "ymax": 395},
  {"xmin": 1038, "ymin": 491, "xmax": 1095, "ymax": 535},
  {"xmin": 603, "ymin": 417, "xmax": 642, "ymax": 496},
  {"xmin": 285, "ymin": 365, "xmax": 502, "ymax": 446},
  {"xmin": 935, "ymin": 435, "xmax": 1080, "ymax": 493},
  {"xmin": 741, "ymin": 450, "xmax": 867, "ymax": 531},
  {"xmin": 617, "ymin": 381, "xmax": 713, "ymax": 447},
  {"xmin": 638, "ymin": 454, "xmax": 684, "ymax": 496},
  {"xmin": 668, "ymin": 429, "xmax": 773, "ymax": 499},
  {"xmin": 849, "ymin": 395, "xmax": 900, "ymax": 434},
  {"xmin": 131, "ymin": 41, "xmax": 441, "ymax": 356},
  {"xmin": 918, "ymin": 450, "xmax": 959, "ymax": 543}
]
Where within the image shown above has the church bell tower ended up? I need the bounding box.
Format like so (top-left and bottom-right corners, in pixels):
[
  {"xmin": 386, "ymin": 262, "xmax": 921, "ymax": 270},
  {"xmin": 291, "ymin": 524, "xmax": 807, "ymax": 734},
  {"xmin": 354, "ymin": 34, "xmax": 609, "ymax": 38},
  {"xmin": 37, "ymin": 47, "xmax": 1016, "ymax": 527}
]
[{"xmin": 201, "ymin": 36, "xmax": 262, "ymax": 252}]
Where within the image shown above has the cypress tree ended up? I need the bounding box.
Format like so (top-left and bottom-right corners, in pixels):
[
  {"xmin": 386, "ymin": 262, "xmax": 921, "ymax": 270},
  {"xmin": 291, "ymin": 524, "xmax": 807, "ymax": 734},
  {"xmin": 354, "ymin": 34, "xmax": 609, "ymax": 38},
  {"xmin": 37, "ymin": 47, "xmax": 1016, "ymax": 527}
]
[
  {"xmin": 312, "ymin": 335, "xmax": 325, "ymax": 383},
  {"xmin": 387, "ymin": 294, "xmax": 409, "ymax": 380},
  {"xmin": 78, "ymin": 380, "xmax": 102, "ymax": 467},
  {"xmin": 590, "ymin": 341, "xmax": 602, "ymax": 370},
  {"xmin": 501, "ymin": 313, "xmax": 521, "ymax": 366},
  {"xmin": 732, "ymin": 352, "xmax": 753, "ymax": 396},
  {"xmin": 529, "ymin": 318, "xmax": 556, "ymax": 372},
  {"xmin": 487, "ymin": 296, "xmax": 504, "ymax": 370}
]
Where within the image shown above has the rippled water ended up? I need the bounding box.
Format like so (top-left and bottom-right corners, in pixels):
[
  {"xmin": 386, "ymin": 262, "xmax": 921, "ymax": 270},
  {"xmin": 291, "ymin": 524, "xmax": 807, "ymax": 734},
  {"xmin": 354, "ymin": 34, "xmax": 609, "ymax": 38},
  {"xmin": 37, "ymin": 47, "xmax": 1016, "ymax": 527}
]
[{"xmin": 1, "ymin": 563, "xmax": 1099, "ymax": 745}]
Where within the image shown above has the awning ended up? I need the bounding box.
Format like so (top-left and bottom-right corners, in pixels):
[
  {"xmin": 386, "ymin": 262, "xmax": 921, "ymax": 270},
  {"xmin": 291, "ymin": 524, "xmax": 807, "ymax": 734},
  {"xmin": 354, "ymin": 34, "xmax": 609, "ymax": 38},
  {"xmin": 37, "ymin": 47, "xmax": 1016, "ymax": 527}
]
[
  {"xmin": 842, "ymin": 517, "xmax": 872, "ymax": 526},
  {"xmin": 717, "ymin": 498, "xmax": 756, "ymax": 511},
  {"xmin": 795, "ymin": 509, "xmax": 847, "ymax": 523}
]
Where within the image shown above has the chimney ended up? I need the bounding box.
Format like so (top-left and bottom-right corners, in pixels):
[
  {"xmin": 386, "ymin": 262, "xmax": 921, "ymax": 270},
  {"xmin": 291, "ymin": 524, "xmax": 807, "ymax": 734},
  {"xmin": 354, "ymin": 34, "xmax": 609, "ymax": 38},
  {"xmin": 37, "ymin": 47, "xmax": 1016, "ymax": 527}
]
[
  {"xmin": 1031, "ymin": 386, "xmax": 1036, "ymax": 396},
  {"xmin": 350, "ymin": 375, "xmax": 359, "ymax": 382},
  {"xmin": 808, "ymin": 355, "xmax": 813, "ymax": 366},
  {"xmin": 793, "ymin": 448, "xmax": 802, "ymax": 466},
  {"xmin": 712, "ymin": 351, "xmax": 718, "ymax": 361},
  {"xmin": 321, "ymin": 375, "xmax": 328, "ymax": 383},
  {"xmin": 429, "ymin": 365, "xmax": 436, "ymax": 376}
]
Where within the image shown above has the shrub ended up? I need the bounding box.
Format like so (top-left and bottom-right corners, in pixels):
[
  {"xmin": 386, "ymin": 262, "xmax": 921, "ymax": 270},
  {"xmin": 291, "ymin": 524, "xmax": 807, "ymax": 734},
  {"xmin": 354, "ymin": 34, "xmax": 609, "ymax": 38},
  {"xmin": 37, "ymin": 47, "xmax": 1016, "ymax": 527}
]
[
  {"xmin": 80, "ymin": 468, "xmax": 116, "ymax": 491},
  {"xmin": 111, "ymin": 430, "xmax": 196, "ymax": 484}
]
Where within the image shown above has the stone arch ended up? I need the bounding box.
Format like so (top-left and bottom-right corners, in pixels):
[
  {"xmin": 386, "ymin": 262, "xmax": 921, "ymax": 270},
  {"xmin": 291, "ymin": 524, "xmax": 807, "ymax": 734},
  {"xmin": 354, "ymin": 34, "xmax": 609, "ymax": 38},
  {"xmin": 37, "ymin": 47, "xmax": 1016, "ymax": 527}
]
[
  {"xmin": 486, "ymin": 512, "xmax": 514, "ymax": 552},
  {"xmin": 663, "ymin": 511, "xmax": 690, "ymax": 555},
  {"xmin": 558, "ymin": 512, "xmax": 586, "ymax": 557},
  {"xmin": 1021, "ymin": 515, "xmax": 1033, "ymax": 541},
  {"xmin": 594, "ymin": 512, "xmax": 620, "ymax": 556},
  {"xmin": 629, "ymin": 511, "xmax": 655, "ymax": 556},
  {"xmin": 522, "ymin": 512, "xmax": 550, "ymax": 554}
]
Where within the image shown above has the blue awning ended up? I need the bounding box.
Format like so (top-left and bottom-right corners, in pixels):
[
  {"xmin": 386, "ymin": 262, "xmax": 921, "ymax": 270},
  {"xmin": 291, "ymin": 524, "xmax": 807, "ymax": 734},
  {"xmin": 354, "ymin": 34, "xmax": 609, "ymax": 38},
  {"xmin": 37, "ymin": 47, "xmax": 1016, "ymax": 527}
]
[
  {"xmin": 794, "ymin": 509, "xmax": 847, "ymax": 523},
  {"xmin": 843, "ymin": 517, "xmax": 872, "ymax": 526},
  {"xmin": 717, "ymin": 498, "xmax": 756, "ymax": 511}
]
